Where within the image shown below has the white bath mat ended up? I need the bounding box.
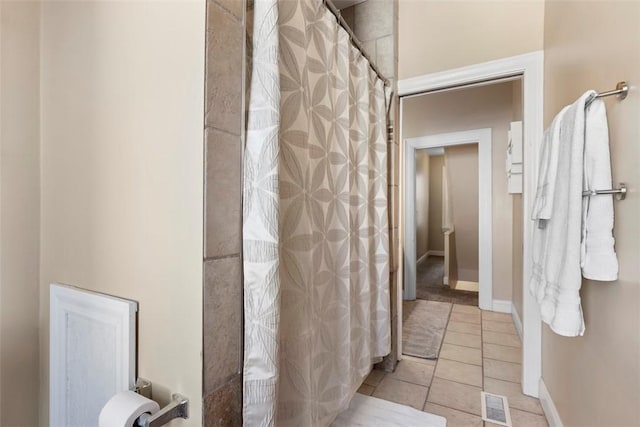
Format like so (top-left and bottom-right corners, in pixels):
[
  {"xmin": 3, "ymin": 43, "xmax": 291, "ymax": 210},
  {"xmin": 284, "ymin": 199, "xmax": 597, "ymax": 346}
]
[{"xmin": 332, "ymin": 393, "xmax": 446, "ymax": 427}]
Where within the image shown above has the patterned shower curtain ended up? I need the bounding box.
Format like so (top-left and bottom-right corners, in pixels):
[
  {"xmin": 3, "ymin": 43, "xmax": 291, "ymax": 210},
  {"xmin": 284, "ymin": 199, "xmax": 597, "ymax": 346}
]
[{"xmin": 243, "ymin": 0, "xmax": 391, "ymax": 425}]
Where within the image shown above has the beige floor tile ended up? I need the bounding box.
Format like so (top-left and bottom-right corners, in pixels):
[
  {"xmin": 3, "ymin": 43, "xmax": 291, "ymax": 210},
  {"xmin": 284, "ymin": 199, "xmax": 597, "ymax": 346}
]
[
  {"xmin": 372, "ymin": 377, "xmax": 428, "ymax": 411},
  {"xmin": 452, "ymin": 304, "xmax": 481, "ymax": 315},
  {"xmin": 357, "ymin": 384, "xmax": 374, "ymax": 396},
  {"xmin": 402, "ymin": 355, "xmax": 437, "ymax": 367},
  {"xmin": 427, "ymin": 377, "xmax": 483, "ymax": 416},
  {"xmin": 435, "ymin": 359, "xmax": 483, "ymax": 387},
  {"xmin": 482, "ymin": 319, "xmax": 518, "ymax": 335},
  {"xmin": 440, "ymin": 343, "xmax": 482, "ymax": 366},
  {"xmin": 444, "ymin": 330, "xmax": 482, "ymax": 349},
  {"xmin": 494, "ymin": 408, "xmax": 549, "ymax": 427},
  {"xmin": 483, "ymin": 331, "xmax": 521, "ymax": 348},
  {"xmin": 482, "ymin": 311, "xmax": 513, "ymax": 323},
  {"xmin": 423, "ymin": 403, "xmax": 483, "ymax": 427},
  {"xmin": 484, "ymin": 359, "xmax": 522, "ymax": 383},
  {"xmin": 364, "ymin": 368, "xmax": 385, "ymax": 387},
  {"xmin": 483, "ymin": 377, "xmax": 544, "ymax": 415},
  {"xmin": 483, "ymin": 343, "xmax": 521, "ymax": 364},
  {"xmin": 447, "ymin": 320, "xmax": 482, "ymax": 336},
  {"xmin": 450, "ymin": 311, "xmax": 481, "ymax": 324},
  {"xmin": 387, "ymin": 359, "xmax": 435, "ymax": 387}
]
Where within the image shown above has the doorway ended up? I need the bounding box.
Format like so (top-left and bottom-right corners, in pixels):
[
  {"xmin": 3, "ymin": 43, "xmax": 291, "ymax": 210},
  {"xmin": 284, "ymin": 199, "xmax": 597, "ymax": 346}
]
[
  {"xmin": 404, "ymin": 129, "xmax": 492, "ymax": 310},
  {"xmin": 415, "ymin": 143, "xmax": 479, "ymax": 306},
  {"xmin": 395, "ymin": 52, "xmax": 544, "ymax": 398}
]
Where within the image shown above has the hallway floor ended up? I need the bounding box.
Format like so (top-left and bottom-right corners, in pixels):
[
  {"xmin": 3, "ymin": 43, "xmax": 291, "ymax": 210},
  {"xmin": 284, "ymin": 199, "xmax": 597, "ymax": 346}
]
[
  {"xmin": 358, "ymin": 305, "xmax": 548, "ymax": 427},
  {"xmin": 417, "ymin": 256, "xmax": 479, "ymax": 306}
]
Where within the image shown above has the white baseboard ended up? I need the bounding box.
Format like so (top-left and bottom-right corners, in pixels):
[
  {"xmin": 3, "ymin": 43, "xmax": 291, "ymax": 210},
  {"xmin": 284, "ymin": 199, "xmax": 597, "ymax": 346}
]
[
  {"xmin": 539, "ymin": 378, "xmax": 563, "ymax": 427},
  {"xmin": 427, "ymin": 250, "xmax": 444, "ymax": 257},
  {"xmin": 492, "ymin": 299, "xmax": 512, "ymax": 314},
  {"xmin": 511, "ymin": 305, "xmax": 523, "ymax": 340},
  {"xmin": 417, "ymin": 253, "xmax": 428, "ymax": 265},
  {"xmin": 443, "ymin": 276, "xmax": 449, "ymax": 285}
]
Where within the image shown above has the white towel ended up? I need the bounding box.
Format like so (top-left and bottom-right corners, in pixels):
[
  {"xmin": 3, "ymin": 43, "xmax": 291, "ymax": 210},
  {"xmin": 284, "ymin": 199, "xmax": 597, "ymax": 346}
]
[
  {"xmin": 530, "ymin": 91, "xmax": 595, "ymax": 337},
  {"xmin": 581, "ymin": 98, "xmax": 618, "ymax": 280},
  {"xmin": 531, "ymin": 106, "xmax": 569, "ymax": 221}
]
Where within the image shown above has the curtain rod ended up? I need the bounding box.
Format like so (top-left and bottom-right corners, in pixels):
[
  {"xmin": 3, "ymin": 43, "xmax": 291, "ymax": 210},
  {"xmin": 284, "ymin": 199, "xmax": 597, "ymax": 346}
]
[{"xmin": 321, "ymin": 0, "xmax": 391, "ymax": 87}]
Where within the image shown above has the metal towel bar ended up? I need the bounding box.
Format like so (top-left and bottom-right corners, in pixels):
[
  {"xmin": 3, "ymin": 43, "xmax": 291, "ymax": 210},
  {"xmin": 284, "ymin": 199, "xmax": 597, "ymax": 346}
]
[{"xmin": 583, "ymin": 183, "xmax": 627, "ymax": 201}]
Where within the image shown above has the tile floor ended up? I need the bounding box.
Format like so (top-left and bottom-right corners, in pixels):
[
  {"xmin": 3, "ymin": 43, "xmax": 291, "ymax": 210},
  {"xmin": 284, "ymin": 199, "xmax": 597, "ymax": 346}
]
[{"xmin": 358, "ymin": 304, "xmax": 548, "ymax": 427}]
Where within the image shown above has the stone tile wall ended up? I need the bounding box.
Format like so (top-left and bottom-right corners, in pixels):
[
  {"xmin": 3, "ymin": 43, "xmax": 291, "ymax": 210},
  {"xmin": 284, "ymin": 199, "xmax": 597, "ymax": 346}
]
[{"xmin": 203, "ymin": 0, "xmax": 246, "ymax": 425}]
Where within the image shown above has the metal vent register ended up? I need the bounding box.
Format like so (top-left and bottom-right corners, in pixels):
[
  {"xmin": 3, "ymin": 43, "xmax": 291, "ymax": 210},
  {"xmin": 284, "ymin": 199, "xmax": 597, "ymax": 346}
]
[{"xmin": 481, "ymin": 392, "xmax": 512, "ymax": 427}]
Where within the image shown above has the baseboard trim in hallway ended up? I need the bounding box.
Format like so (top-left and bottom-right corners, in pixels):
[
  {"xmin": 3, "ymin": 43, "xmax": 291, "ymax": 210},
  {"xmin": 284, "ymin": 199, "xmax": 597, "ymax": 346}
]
[
  {"xmin": 511, "ymin": 306, "xmax": 523, "ymax": 340},
  {"xmin": 417, "ymin": 253, "xmax": 428, "ymax": 265},
  {"xmin": 539, "ymin": 379, "xmax": 564, "ymax": 427},
  {"xmin": 492, "ymin": 299, "xmax": 513, "ymax": 313}
]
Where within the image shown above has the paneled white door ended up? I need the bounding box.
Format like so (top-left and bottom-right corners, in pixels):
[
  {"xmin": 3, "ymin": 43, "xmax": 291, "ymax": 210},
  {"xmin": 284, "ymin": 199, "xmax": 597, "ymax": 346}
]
[{"xmin": 50, "ymin": 284, "xmax": 137, "ymax": 427}]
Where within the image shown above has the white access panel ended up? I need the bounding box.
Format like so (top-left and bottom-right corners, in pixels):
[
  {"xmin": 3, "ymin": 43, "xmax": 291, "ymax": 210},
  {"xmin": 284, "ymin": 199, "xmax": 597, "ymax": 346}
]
[
  {"xmin": 507, "ymin": 121, "xmax": 524, "ymax": 194},
  {"xmin": 50, "ymin": 283, "xmax": 137, "ymax": 427}
]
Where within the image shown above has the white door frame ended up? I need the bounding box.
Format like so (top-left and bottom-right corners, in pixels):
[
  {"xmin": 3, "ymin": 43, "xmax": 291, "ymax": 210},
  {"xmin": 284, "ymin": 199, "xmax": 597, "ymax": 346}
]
[
  {"xmin": 403, "ymin": 129, "xmax": 493, "ymax": 312},
  {"xmin": 397, "ymin": 51, "xmax": 544, "ymax": 397}
]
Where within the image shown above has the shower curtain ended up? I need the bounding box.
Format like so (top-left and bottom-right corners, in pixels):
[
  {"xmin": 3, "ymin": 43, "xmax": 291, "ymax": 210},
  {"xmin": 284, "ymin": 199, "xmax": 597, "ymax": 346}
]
[{"xmin": 242, "ymin": 0, "xmax": 391, "ymax": 425}]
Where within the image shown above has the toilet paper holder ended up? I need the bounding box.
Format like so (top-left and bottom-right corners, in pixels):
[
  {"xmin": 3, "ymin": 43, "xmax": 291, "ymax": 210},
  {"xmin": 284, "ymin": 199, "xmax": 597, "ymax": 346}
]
[
  {"xmin": 136, "ymin": 394, "xmax": 189, "ymax": 427},
  {"xmin": 134, "ymin": 378, "xmax": 189, "ymax": 427}
]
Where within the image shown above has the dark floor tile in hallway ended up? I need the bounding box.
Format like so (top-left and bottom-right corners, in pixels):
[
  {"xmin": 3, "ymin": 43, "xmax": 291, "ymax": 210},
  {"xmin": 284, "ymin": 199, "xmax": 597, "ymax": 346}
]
[
  {"xmin": 417, "ymin": 256, "xmax": 446, "ymax": 288},
  {"xmin": 416, "ymin": 256, "xmax": 479, "ymax": 306}
]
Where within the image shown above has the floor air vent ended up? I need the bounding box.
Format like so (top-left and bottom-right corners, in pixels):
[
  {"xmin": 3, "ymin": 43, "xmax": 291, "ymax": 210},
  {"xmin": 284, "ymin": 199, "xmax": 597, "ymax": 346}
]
[{"xmin": 481, "ymin": 391, "xmax": 512, "ymax": 426}]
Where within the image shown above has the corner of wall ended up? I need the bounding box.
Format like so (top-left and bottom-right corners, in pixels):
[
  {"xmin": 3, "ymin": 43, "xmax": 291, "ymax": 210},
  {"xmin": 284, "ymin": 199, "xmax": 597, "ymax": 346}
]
[
  {"xmin": 0, "ymin": 2, "xmax": 42, "ymax": 425},
  {"xmin": 538, "ymin": 378, "xmax": 564, "ymax": 427}
]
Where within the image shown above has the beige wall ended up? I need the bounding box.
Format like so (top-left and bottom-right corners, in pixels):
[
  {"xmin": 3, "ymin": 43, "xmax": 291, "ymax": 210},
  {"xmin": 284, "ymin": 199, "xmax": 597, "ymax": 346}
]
[
  {"xmin": 0, "ymin": 2, "xmax": 41, "ymax": 425},
  {"xmin": 415, "ymin": 150, "xmax": 430, "ymax": 260},
  {"xmin": 398, "ymin": 0, "xmax": 544, "ymax": 79},
  {"xmin": 402, "ymin": 81, "xmax": 520, "ymax": 300},
  {"xmin": 542, "ymin": 2, "xmax": 640, "ymax": 425},
  {"xmin": 38, "ymin": 2, "xmax": 205, "ymax": 425},
  {"xmin": 445, "ymin": 145, "xmax": 479, "ymax": 281},
  {"xmin": 428, "ymin": 155, "xmax": 444, "ymax": 252}
]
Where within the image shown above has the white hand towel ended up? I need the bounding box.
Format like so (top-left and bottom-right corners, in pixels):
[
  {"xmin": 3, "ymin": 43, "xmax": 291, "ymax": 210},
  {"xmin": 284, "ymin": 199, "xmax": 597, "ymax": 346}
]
[
  {"xmin": 581, "ymin": 98, "xmax": 618, "ymax": 281},
  {"xmin": 529, "ymin": 106, "xmax": 568, "ymax": 302},
  {"xmin": 530, "ymin": 91, "xmax": 596, "ymax": 337},
  {"xmin": 531, "ymin": 106, "xmax": 569, "ymax": 221}
]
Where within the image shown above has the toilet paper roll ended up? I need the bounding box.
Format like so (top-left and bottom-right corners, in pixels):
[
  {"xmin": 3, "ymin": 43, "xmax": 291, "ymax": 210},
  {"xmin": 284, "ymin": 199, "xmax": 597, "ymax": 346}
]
[{"xmin": 99, "ymin": 390, "xmax": 160, "ymax": 427}]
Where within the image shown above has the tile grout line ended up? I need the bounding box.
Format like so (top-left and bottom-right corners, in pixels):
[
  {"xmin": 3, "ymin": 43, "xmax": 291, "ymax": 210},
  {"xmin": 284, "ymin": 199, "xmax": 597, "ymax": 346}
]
[
  {"xmin": 430, "ymin": 375, "xmax": 484, "ymax": 390},
  {"xmin": 483, "ymin": 356, "xmax": 522, "ymax": 365},
  {"xmin": 428, "ymin": 304, "xmax": 488, "ymax": 420},
  {"xmin": 384, "ymin": 375, "xmax": 434, "ymax": 389},
  {"xmin": 483, "ymin": 374, "xmax": 522, "ymax": 385},
  {"xmin": 438, "ymin": 355, "xmax": 482, "ymax": 367},
  {"xmin": 422, "ymin": 303, "xmax": 454, "ymax": 411}
]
